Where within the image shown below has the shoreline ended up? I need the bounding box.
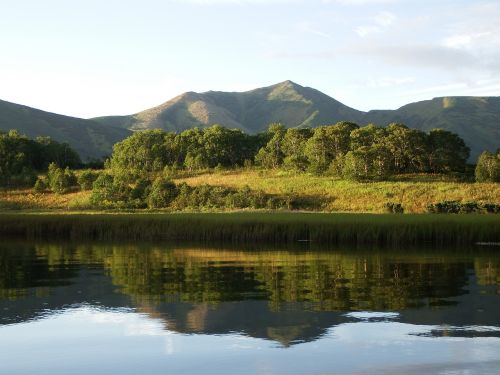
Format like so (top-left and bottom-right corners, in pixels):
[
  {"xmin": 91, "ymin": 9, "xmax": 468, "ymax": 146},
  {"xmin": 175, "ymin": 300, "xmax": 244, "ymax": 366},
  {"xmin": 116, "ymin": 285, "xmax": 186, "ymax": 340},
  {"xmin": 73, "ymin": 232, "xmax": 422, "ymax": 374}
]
[{"xmin": 1, "ymin": 212, "xmax": 499, "ymax": 246}]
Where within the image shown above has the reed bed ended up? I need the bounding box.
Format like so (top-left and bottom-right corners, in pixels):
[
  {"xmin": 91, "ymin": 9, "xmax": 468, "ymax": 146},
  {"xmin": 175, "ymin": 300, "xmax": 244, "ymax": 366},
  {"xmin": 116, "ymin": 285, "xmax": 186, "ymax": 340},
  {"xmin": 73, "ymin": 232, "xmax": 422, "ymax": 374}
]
[{"xmin": 0, "ymin": 212, "xmax": 499, "ymax": 247}]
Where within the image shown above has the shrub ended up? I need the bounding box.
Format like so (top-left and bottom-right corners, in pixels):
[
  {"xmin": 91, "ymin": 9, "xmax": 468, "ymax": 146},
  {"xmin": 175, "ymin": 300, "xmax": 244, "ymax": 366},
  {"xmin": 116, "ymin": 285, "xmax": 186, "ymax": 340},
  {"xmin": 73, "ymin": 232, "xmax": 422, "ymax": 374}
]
[
  {"xmin": 90, "ymin": 174, "xmax": 144, "ymax": 209},
  {"xmin": 427, "ymin": 201, "xmax": 499, "ymax": 214},
  {"xmin": 459, "ymin": 201, "xmax": 481, "ymax": 214},
  {"xmin": 77, "ymin": 170, "xmax": 99, "ymax": 191},
  {"xmin": 46, "ymin": 163, "xmax": 77, "ymax": 194},
  {"xmin": 427, "ymin": 201, "xmax": 461, "ymax": 214},
  {"xmin": 475, "ymin": 151, "xmax": 500, "ymax": 182},
  {"xmin": 33, "ymin": 178, "xmax": 47, "ymax": 193},
  {"xmin": 147, "ymin": 177, "xmax": 178, "ymax": 208},
  {"xmin": 384, "ymin": 202, "xmax": 404, "ymax": 214}
]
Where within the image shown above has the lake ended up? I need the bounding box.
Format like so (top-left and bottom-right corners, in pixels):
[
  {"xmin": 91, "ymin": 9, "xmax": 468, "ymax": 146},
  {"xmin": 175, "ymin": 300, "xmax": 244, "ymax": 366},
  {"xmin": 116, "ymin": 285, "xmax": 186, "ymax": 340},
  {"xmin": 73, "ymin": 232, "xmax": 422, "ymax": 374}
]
[{"xmin": 0, "ymin": 241, "xmax": 499, "ymax": 374}]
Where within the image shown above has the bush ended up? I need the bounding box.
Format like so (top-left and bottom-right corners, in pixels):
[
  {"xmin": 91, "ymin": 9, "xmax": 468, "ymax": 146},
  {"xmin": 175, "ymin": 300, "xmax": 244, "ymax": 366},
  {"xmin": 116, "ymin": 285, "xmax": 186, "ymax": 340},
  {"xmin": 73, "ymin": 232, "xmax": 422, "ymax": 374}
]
[
  {"xmin": 459, "ymin": 201, "xmax": 481, "ymax": 214},
  {"xmin": 33, "ymin": 178, "xmax": 47, "ymax": 193},
  {"xmin": 77, "ymin": 170, "xmax": 99, "ymax": 190},
  {"xmin": 90, "ymin": 174, "xmax": 145, "ymax": 209},
  {"xmin": 147, "ymin": 177, "xmax": 178, "ymax": 208},
  {"xmin": 427, "ymin": 201, "xmax": 499, "ymax": 214},
  {"xmin": 475, "ymin": 151, "xmax": 500, "ymax": 182},
  {"xmin": 384, "ymin": 202, "xmax": 404, "ymax": 214},
  {"xmin": 46, "ymin": 163, "xmax": 77, "ymax": 194},
  {"xmin": 427, "ymin": 200, "xmax": 461, "ymax": 214}
]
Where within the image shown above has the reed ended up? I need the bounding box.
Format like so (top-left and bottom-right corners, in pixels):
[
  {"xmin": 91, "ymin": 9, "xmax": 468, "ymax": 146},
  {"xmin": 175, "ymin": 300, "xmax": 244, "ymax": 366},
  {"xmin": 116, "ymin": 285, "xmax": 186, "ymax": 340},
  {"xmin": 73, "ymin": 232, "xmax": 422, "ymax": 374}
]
[{"xmin": 0, "ymin": 212, "xmax": 499, "ymax": 246}]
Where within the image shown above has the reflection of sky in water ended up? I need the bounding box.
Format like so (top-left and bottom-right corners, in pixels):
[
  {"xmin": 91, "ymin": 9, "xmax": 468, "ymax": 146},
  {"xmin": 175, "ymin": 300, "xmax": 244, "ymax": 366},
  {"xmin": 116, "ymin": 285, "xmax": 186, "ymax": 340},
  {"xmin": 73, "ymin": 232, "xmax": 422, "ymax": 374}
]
[{"xmin": 1, "ymin": 306, "xmax": 499, "ymax": 375}]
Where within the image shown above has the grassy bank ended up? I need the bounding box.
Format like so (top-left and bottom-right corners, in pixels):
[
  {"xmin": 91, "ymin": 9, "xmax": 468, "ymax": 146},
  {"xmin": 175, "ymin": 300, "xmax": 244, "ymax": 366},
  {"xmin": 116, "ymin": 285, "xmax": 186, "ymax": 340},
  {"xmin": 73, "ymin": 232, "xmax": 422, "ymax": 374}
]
[
  {"xmin": 1, "ymin": 169, "xmax": 499, "ymax": 213},
  {"xmin": 175, "ymin": 169, "xmax": 500, "ymax": 213},
  {"xmin": 0, "ymin": 212, "xmax": 499, "ymax": 246}
]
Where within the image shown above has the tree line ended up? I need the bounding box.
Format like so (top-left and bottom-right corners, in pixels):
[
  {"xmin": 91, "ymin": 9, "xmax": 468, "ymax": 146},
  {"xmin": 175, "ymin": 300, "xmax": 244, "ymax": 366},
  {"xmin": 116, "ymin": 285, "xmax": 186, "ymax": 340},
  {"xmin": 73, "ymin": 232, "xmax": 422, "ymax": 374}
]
[
  {"xmin": 109, "ymin": 122, "xmax": 471, "ymax": 180},
  {"xmin": 0, "ymin": 130, "xmax": 81, "ymax": 187}
]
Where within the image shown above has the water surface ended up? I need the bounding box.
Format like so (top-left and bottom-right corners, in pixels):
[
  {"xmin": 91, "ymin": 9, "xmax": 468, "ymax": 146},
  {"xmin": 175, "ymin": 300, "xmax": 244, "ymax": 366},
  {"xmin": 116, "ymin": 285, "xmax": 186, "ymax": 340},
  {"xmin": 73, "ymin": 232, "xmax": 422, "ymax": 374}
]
[{"xmin": 0, "ymin": 242, "xmax": 499, "ymax": 374}]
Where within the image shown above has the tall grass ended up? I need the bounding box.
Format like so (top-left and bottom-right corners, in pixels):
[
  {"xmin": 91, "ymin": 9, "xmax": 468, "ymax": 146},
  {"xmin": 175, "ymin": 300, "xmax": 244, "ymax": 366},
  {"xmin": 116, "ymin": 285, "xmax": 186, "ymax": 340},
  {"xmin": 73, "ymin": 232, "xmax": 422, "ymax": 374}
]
[
  {"xmin": 0, "ymin": 212, "xmax": 499, "ymax": 246},
  {"xmin": 175, "ymin": 169, "xmax": 500, "ymax": 213}
]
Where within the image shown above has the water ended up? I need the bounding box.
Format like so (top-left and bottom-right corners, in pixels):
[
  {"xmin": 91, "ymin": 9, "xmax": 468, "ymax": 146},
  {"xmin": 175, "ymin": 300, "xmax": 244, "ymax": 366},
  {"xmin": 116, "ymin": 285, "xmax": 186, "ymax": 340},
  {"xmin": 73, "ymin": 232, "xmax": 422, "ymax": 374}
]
[{"xmin": 0, "ymin": 242, "xmax": 499, "ymax": 374}]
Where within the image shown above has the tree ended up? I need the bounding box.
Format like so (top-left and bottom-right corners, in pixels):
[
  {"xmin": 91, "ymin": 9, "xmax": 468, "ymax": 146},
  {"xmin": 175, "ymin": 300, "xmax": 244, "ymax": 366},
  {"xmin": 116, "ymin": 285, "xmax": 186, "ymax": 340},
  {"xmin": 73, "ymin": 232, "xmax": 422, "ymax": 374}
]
[
  {"xmin": 77, "ymin": 170, "xmax": 99, "ymax": 191},
  {"xmin": 349, "ymin": 124, "xmax": 385, "ymax": 150},
  {"xmin": 383, "ymin": 123, "xmax": 428, "ymax": 173},
  {"xmin": 147, "ymin": 177, "xmax": 178, "ymax": 208},
  {"xmin": 427, "ymin": 129, "xmax": 469, "ymax": 173},
  {"xmin": 255, "ymin": 124, "xmax": 286, "ymax": 168},
  {"xmin": 110, "ymin": 129, "xmax": 170, "ymax": 178},
  {"xmin": 342, "ymin": 145, "xmax": 392, "ymax": 181},
  {"xmin": 282, "ymin": 128, "xmax": 311, "ymax": 171},
  {"xmin": 475, "ymin": 151, "xmax": 500, "ymax": 182},
  {"xmin": 46, "ymin": 163, "xmax": 76, "ymax": 194}
]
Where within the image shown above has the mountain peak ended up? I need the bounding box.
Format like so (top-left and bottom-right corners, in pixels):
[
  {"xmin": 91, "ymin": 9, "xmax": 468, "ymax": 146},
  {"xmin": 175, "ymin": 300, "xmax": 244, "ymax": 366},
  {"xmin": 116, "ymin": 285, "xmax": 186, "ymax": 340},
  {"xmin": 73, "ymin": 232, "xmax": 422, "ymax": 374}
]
[{"xmin": 274, "ymin": 80, "xmax": 302, "ymax": 89}]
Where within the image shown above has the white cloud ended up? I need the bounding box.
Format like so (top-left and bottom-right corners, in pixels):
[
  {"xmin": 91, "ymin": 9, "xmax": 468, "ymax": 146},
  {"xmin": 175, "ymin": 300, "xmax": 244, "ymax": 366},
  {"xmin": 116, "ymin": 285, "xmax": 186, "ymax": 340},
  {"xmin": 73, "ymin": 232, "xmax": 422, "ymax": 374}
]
[
  {"xmin": 296, "ymin": 21, "xmax": 331, "ymax": 38},
  {"xmin": 355, "ymin": 25, "xmax": 381, "ymax": 37},
  {"xmin": 355, "ymin": 11, "xmax": 396, "ymax": 37},
  {"xmin": 374, "ymin": 11, "xmax": 396, "ymax": 27},
  {"xmin": 323, "ymin": 0, "xmax": 397, "ymax": 4},
  {"xmin": 168, "ymin": 0, "xmax": 295, "ymax": 4},
  {"xmin": 367, "ymin": 76, "xmax": 415, "ymax": 88}
]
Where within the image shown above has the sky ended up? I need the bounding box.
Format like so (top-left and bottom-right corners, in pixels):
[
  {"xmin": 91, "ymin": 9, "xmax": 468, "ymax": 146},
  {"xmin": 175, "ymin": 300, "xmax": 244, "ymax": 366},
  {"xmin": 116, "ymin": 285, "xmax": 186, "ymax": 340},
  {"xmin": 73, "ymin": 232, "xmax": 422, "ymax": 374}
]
[{"xmin": 1, "ymin": 0, "xmax": 499, "ymax": 118}]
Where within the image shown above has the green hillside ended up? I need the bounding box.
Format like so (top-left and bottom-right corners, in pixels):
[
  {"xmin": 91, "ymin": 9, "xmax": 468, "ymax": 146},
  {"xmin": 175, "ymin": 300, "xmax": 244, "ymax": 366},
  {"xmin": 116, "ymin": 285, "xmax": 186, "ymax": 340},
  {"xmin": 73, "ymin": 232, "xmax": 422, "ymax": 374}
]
[
  {"xmin": 2, "ymin": 82, "xmax": 499, "ymax": 161},
  {"xmin": 0, "ymin": 99, "xmax": 131, "ymax": 161},
  {"xmin": 365, "ymin": 96, "xmax": 500, "ymax": 159},
  {"xmin": 94, "ymin": 81, "xmax": 500, "ymax": 160},
  {"xmin": 94, "ymin": 81, "xmax": 364, "ymax": 133}
]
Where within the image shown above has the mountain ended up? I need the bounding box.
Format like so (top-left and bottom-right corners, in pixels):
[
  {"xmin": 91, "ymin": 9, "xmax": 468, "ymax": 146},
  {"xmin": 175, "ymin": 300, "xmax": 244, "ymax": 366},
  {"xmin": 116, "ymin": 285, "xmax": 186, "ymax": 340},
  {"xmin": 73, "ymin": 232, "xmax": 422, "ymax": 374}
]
[
  {"xmin": 93, "ymin": 80, "xmax": 364, "ymax": 134},
  {"xmin": 94, "ymin": 81, "xmax": 500, "ymax": 160},
  {"xmin": 2, "ymin": 82, "xmax": 499, "ymax": 161},
  {"xmin": 365, "ymin": 96, "xmax": 500, "ymax": 160},
  {"xmin": 0, "ymin": 99, "xmax": 131, "ymax": 161}
]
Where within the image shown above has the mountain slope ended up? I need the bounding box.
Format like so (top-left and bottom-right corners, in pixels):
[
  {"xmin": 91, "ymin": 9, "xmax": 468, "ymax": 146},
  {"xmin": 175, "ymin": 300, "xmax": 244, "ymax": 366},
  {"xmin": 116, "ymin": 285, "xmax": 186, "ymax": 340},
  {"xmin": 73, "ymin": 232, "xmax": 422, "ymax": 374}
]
[
  {"xmin": 364, "ymin": 97, "xmax": 500, "ymax": 159},
  {"xmin": 94, "ymin": 81, "xmax": 364, "ymax": 134},
  {"xmin": 94, "ymin": 81, "xmax": 500, "ymax": 160},
  {"xmin": 0, "ymin": 99, "xmax": 131, "ymax": 160}
]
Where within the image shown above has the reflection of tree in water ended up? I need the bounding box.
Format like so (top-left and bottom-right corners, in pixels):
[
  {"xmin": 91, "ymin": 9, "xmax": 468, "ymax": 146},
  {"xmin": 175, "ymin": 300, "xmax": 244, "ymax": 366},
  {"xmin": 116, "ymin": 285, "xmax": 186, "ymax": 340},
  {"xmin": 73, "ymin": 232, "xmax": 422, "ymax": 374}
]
[
  {"xmin": 2, "ymin": 244, "xmax": 497, "ymax": 310},
  {"xmin": 1, "ymin": 243, "xmax": 499, "ymax": 345}
]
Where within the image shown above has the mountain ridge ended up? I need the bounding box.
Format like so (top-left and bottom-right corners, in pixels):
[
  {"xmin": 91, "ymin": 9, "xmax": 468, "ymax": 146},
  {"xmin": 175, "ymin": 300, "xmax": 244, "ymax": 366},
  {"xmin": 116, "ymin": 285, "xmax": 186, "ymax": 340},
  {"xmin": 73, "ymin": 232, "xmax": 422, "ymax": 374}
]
[
  {"xmin": 0, "ymin": 98, "xmax": 131, "ymax": 161},
  {"xmin": 1, "ymin": 81, "xmax": 499, "ymax": 161},
  {"xmin": 94, "ymin": 80, "xmax": 500, "ymax": 159}
]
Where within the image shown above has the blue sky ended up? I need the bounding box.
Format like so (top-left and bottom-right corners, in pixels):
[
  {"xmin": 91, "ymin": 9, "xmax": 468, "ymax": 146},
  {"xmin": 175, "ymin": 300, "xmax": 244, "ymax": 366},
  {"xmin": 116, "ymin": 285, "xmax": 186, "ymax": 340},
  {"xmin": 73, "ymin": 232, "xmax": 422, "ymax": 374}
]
[{"xmin": 1, "ymin": 0, "xmax": 499, "ymax": 118}]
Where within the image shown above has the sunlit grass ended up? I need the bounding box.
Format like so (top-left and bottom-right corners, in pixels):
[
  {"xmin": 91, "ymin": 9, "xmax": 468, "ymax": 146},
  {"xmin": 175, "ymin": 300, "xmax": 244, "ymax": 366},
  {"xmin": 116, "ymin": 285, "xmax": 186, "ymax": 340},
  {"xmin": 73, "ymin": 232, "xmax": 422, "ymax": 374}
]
[{"xmin": 175, "ymin": 169, "xmax": 500, "ymax": 213}]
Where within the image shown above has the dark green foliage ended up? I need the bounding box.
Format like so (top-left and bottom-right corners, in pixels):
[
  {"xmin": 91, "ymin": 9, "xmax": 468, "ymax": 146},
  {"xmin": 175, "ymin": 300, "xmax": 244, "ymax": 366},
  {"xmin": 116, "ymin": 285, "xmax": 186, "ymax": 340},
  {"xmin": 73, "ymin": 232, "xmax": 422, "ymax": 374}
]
[
  {"xmin": 483, "ymin": 204, "xmax": 500, "ymax": 214},
  {"xmin": 384, "ymin": 202, "xmax": 404, "ymax": 214},
  {"xmin": 77, "ymin": 170, "xmax": 99, "ymax": 191},
  {"xmin": 427, "ymin": 201, "xmax": 499, "ymax": 214},
  {"xmin": 0, "ymin": 130, "xmax": 81, "ymax": 187},
  {"xmin": 104, "ymin": 122, "xmax": 472, "ymax": 181},
  {"xmin": 89, "ymin": 174, "xmax": 145, "ymax": 209},
  {"xmin": 427, "ymin": 129, "xmax": 470, "ymax": 173},
  {"xmin": 35, "ymin": 136, "xmax": 81, "ymax": 169},
  {"xmin": 147, "ymin": 177, "xmax": 178, "ymax": 208},
  {"xmin": 475, "ymin": 151, "xmax": 500, "ymax": 182},
  {"xmin": 254, "ymin": 124, "xmax": 286, "ymax": 169}
]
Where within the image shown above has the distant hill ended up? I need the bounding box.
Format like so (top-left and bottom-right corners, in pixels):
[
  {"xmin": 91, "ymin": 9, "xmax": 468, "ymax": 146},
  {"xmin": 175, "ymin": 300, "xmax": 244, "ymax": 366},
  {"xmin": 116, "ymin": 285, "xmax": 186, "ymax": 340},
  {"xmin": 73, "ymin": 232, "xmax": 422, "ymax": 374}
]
[
  {"xmin": 0, "ymin": 99, "xmax": 131, "ymax": 161},
  {"xmin": 365, "ymin": 96, "xmax": 500, "ymax": 160},
  {"xmin": 2, "ymin": 82, "xmax": 499, "ymax": 161},
  {"xmin": 94, "ymin": 81, "xmax": 500, "ymax": 160},
  {"xmin": 93, "ymin": 81, "xmax": 364, "ymax": 134}
]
